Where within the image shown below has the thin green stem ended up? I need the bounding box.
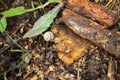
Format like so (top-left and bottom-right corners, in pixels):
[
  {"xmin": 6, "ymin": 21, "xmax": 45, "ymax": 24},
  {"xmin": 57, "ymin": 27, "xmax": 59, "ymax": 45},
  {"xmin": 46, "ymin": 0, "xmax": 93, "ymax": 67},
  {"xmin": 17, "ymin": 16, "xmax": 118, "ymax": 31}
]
[
  {"xmin": 0, "ymin": 53, "xmax": 26, "ymax": 76},
  {"xmin": 5, "ymin": 31, "xmax": 25, "ymax": 52},
  {"xmin": 0, "ymin": 31, "xmax": 29, "ymax": 77},
  {"xmin": 24, "ymin": 2, "xmax": 50, "ymax": 13},
  {"xmin": 0, "ymin": 37, "xmax": 21, "ymax": 54}
]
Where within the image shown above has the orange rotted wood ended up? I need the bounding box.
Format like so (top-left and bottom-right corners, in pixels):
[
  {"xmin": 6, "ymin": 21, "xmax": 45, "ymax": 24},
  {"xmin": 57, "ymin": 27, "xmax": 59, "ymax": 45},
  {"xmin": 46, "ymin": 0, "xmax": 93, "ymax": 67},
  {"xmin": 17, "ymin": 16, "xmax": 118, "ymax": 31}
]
[
  {"xmin": 51, "ymin": 25, "xmax": 95, "ymax": 65},
  {"xmin": 67, "ymin": 0, "xmax": 118, "ymax": 27},
  {"xmin": 62, "ymin": 9, "xmax": 107, "ymax": 28}
]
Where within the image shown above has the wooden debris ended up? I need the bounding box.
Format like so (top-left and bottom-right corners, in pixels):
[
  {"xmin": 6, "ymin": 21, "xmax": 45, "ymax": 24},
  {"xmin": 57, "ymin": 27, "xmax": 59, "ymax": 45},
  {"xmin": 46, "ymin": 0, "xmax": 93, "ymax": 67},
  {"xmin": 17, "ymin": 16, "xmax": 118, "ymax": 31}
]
[
  {"xmin": 62, "ymin": 9, "xmax": 107, "ymax": 28},
  {"xmin": 51, "ymin": 25, "xmax": 95, "ymax": 64},
  {"xmin": 62, "ymin": 9, "xmax": 120, "ymax": 58},
  {"xmin": 67, "ymin": 0, "xmax": 118, "ymax": 27},
  {"xmin": 107, "ymin": 58, "xmax": 118, "ymax": 80}
]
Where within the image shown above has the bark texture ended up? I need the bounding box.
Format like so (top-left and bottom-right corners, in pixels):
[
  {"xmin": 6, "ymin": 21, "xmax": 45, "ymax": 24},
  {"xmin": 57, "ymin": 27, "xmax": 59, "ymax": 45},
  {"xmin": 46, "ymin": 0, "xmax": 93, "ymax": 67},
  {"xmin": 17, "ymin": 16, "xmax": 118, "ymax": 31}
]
[
  {"xmin": 62, "ymin": 9, "xmax": 120, "ymax": 58},
  {"xmin": 67, "ymin": 0, "xmax": 118, "ymax": 27}
]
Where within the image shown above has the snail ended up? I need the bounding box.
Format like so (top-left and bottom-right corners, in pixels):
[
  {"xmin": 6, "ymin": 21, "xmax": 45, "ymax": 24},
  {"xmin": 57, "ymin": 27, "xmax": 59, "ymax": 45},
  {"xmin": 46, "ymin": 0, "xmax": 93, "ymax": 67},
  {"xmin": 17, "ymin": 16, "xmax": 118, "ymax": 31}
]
[{"xmin": 43, "ymin": 31, "xmax": 55, "ymax": 41}]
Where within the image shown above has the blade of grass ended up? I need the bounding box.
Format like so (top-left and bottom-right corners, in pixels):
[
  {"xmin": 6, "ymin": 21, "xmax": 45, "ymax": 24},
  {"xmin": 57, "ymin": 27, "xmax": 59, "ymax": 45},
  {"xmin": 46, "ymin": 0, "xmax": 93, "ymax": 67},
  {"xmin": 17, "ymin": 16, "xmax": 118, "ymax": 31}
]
[
  {"xmin": 0, "ymin": 37, "xmax": 21, "ymax": 54},
  {"xmin": 10, "ymin": 49, "xmax": 24, "ymax": 53},
  {"xmin": 0, "ymin": 31, "xmax": 29, "ymax": 77},
  {"xmin": 4, "ymin": 31, "xmax": 26, "ymax": 53},
  {"xmin": 31, "ymin": 0, "xmax": 37, "ymax": 18},
  {"xmin": 0, "ymin": 53, "xmax": 26, "ymax": 76}
]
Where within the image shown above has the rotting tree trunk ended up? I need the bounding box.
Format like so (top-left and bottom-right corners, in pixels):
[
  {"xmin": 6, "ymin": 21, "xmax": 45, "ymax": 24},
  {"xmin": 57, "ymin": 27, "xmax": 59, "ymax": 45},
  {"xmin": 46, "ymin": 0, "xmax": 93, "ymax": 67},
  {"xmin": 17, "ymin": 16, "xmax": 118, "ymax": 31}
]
[
  {"xmin": 67, "ymin": 0, "xmax": 118, "ymax": 27},
  {"xmin": 62, "ymin": 9, "xmax": 120, "ymax": 58}
]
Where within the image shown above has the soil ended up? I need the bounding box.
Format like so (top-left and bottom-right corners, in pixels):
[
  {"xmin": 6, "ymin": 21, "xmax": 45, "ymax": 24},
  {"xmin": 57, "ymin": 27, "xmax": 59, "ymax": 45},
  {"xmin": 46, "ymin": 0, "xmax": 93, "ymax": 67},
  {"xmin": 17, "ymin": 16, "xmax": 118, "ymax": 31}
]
[{"xmin": 0, "ymin": 0, "xmax": 120, "ymax": 80}]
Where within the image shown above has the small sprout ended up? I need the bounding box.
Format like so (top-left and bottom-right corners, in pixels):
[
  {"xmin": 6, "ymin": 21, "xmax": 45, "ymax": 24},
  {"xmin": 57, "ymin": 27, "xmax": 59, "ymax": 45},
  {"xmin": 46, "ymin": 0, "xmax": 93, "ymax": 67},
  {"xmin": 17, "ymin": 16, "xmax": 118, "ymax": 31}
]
[{"xmin": 43, "ymin": 31, "xmax": 54, "ymax": 41}]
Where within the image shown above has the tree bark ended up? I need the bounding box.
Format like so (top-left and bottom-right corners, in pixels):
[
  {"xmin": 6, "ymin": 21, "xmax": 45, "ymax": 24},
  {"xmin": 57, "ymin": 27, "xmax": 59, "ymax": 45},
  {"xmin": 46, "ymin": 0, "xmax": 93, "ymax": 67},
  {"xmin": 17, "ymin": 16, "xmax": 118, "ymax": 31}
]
[
  {"xmin": 62, "ymin": 9, "xmax": 120, "ymax": 58},
  {"xmin": 67, "ymin": 0, "xmax": 118, "ymax": 27}
]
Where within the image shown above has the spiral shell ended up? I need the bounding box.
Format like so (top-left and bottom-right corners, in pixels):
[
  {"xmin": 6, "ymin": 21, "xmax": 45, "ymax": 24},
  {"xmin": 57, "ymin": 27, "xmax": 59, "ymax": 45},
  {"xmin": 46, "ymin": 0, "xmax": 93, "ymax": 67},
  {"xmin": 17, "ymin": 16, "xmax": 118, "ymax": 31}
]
[{"xmin": 43, "ymin": 31, "xmax": 54, "ymax": 41}]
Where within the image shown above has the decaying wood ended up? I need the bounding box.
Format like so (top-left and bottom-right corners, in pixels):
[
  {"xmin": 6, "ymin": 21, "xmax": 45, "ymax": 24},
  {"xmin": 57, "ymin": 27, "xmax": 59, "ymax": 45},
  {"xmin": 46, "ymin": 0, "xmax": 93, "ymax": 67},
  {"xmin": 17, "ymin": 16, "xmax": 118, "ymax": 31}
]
[
  {"xmin": 67, "ymin": 0, "xmax": 118, "ymax": 27},
  {"xmin": 51, "ymin": 25, "xmax": 95, "ymax": 64},
  {"xmin": 107, "ymin": 58, "xmax": 118, "ymax": 80},
  {"xmin": 62, "ymin": 9, "xmax": 107, "ymax": 28},
  {"xmin": 62, "ymin": 9, "xmax": 120, "ymax": 58}
]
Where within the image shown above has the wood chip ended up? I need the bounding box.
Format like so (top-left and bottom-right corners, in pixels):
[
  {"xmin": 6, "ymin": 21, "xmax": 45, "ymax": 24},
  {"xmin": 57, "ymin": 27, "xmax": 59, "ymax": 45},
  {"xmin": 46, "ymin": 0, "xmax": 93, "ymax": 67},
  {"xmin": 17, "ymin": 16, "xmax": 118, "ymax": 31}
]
[{"xmin": 51, "ymin": 25, "xmax": 95, "ymax": 64}]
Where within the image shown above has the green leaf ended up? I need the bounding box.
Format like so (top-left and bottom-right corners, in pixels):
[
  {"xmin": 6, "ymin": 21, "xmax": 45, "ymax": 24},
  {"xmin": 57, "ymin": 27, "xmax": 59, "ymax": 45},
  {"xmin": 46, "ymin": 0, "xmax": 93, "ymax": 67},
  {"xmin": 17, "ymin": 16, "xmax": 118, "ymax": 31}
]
[
  {"xmin": 0, "ymin": 16, "xmax": 7, "ymax": 32},
  {"xmin": 2, "ymin": 2, "xmax": 52, "ymax": 18},
  {"xmin": 2, "ymin": 2, "xmax": 52, "ymax": 17},
  {"xmin": 23, "ymin": 2, "xmax": 64, "ymax": 38},
  {"xmin": 2, "ymin": 6, "xmax": 26, "ymax": 17}
]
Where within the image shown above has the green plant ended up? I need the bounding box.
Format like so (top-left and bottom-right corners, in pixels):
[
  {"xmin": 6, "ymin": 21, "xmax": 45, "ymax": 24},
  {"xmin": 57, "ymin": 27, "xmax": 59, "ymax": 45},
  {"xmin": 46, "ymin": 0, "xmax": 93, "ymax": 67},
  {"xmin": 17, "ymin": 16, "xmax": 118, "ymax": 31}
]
[
  {"xmin": 0, "ymin": 0, "xmax": 63, "ymax": 33},
  {"xmin": 23, "ymin": 2, "xmax": 64, "ymax": 38},
  {"xmin": 0, "ymin": 16, "xmax": 7, "ymax": 32},
  {"xmin": 0, "ymin": 0, "xmax": 63, "ymax": 77}
]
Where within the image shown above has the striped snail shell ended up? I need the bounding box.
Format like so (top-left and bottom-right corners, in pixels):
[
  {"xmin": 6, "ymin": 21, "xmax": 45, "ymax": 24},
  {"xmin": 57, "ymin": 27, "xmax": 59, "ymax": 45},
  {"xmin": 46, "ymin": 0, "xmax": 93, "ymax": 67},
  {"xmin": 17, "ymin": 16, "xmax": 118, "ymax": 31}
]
[{"xmin": 43, "ymin": 31, "xmax": 54, "ymax": 41}]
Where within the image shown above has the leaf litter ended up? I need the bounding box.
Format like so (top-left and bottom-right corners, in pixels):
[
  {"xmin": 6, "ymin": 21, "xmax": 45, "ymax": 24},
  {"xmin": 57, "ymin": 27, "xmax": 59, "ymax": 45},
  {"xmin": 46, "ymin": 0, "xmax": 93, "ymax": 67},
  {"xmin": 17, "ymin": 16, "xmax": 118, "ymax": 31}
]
[{"xmin": 0, "ymin": 0, "xmax": 120, "ymax": 80}]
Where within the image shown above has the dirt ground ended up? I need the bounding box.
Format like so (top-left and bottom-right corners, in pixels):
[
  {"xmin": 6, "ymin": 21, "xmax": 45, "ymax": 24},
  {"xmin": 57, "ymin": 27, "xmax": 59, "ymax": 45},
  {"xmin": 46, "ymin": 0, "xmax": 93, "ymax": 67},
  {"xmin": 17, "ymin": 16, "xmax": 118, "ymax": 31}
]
[{"xmin": 0, "ymin": 0, "xmax": 120, "ymax": 80}]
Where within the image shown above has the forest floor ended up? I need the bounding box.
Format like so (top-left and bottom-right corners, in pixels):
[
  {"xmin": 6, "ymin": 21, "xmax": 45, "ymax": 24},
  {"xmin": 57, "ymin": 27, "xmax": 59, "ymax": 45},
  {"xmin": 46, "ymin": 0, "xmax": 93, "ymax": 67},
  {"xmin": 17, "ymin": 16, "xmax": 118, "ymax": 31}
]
[{"xmin": 0, "ymin": 0, "xmax": 120, "ymax": 80}]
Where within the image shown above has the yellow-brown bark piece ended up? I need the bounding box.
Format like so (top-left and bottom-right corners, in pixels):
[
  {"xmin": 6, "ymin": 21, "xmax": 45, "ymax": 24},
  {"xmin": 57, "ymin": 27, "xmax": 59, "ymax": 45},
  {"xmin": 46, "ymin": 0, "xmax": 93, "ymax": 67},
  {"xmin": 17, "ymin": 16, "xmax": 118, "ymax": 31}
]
[
  {"xmin": 51, "ymin": 25, "xmax": 95, "ymax": 65},
  {"xmin": 62, "ymin": 9, "xmax": 120, "ymax": 58},
  {"xmin": 67, "ymin": 0, "xmax": 118, "ymax": 27}
]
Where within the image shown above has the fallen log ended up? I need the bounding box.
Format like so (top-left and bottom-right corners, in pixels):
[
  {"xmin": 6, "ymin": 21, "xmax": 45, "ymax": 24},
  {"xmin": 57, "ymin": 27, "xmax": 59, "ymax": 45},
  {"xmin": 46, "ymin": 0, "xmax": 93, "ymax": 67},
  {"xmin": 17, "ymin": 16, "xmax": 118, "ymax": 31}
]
[
  {"xmin": 67, "ymin": 0, "xmax": 118, "ymax": 27},
  {"xmin": 62, "ymin": 9, "xmax": 107, "ymax": 28},
  {"xmin": 62, "ymin": 9, "xmax": 120, "ymax": 58}
]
